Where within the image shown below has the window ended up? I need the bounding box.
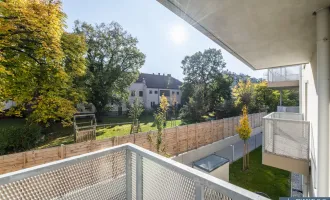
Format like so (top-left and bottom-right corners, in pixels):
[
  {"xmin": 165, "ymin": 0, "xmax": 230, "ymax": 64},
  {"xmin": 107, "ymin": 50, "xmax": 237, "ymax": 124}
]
[
  {"xmin": 139, "ymin": 91, "xmax": 143, "ymax": 97},
  {"xmin": 177, "ymin": 91, "xmax": 179, "ymax": 95},
  {"xmin": 131, "ymin": 91, "xmax": 135, "ymax": 97},
  {"xmin": 154, "ymin": 90, "xmax": 158, "ymax": 94},
  {"xmin": 149, "ymin": 90, "xmax": 152, "ymax": 94},
  {"xmin": 172, "ymin": 91, "xmax": 175, "ymax": 95},
  {"xmin": 151, "ymin": 102, "xmax": 155, "ymax": 108},
  {"xmin": 160, "ymin": 90, "xmax": 170, "ymax": 97}
]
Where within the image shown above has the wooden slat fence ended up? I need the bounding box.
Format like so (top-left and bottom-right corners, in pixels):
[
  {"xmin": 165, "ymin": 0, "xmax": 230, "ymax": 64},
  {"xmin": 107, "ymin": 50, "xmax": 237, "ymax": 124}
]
[{"xmin": 0, "ymin": 112, "xmax": 266, "ymax": 174}]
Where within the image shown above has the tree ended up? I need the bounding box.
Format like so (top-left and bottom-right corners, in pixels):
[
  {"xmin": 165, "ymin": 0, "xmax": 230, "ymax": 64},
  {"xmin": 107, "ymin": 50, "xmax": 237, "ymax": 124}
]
[
  {"xmin": 282, "ymin": 89, "xmax": 299, "ymax": 106},
  {"xmin": 179, "ymin": 85, "xmax": 208, "ymax": 122},
  {"xmin": 0, "ymin": 0, "xmax": 87, "ymax": 126},
  {"xmin": 74, "ymin": 21, "xmax": 145, "ymax": 119},
  {"xmin": 254, "ymin": 81, "xmax": 280, "ymax": 112},
  {"xmin": 180, "ymin": 49, "xmax": 232, "ymax": 122},
  {"xmin": 236, "ymin": 105, "xmax": 252, "ymax": 170},
  {"xmin": 151, "ymin": 94, "xmax": 168, "ymax": 153},
  {"xmin": 232, "ymin": 79, "xmax": 255, "ymax": 111},
  {"xmin": 128, "ymin": 98, "xmax": 144, "ymax": 134}
]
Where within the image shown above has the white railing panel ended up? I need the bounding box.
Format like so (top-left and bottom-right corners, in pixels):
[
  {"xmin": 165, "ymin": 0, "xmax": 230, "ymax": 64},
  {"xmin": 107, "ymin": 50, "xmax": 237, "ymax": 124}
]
[
  {"xmin": 0, "ymin": 144, "xmax": 269, "ymax": 200},
  {"xmin": 263, "ymin": 112, "xmax": 309, "ymax": 160},
  {"xmin": 267, "ymin": 66, "xmax": 300, "ymax": 83}
]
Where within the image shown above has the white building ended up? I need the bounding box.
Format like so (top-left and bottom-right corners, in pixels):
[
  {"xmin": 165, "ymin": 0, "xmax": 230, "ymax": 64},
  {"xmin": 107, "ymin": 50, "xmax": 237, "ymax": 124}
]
[
  {"xmin": 157, "ymin": 0, "xmax": 330, "ymax": 197},
  {"xmin": 110, "ymin": 73, "xmax": 182, "ymax": 115}
]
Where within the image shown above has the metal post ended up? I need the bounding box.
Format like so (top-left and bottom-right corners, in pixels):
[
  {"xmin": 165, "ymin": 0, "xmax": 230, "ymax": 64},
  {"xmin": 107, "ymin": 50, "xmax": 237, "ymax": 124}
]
[
  {"xmin": 316, "ymin": 7, "xmax": 330, "ymax": 196},
  {"xmin": 255, "ymin": 134, "xmax": 257, "ymax": 149},
  {"xmin": 126, "ymin": 150, "xmax": 132, "ymax": 200},
  {"xmin": 230, "ymin": 144, "xmax": 235, "ymax": 162},
  {"xmin": 136, "ymin": 154, "xmax": 143, "ymax": 200},
  {"xmin": 279, "ymin": 90, "xmax": 282, "ymax": 106},
  {"xmin": 195, "ymin": 182, "xmax": 204, "ymax": 200}
]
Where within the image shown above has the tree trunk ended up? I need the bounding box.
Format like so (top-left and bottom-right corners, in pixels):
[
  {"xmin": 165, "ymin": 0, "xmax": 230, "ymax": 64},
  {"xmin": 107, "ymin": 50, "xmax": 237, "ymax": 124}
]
[
  {"xmin": 242, "ymin": 142, "xmax": 245, "ymax": 170},
  {"xmin": 247, "ymin": 142, "xmax": 250, "ymax": 169}
]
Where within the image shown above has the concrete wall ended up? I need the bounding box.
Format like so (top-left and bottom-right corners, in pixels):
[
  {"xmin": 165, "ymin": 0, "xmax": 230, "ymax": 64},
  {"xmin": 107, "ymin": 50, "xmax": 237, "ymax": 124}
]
[
  {"xmin": 210, "ymin": 162, "xmax": 229, "ymax": 182},
  {"xmin": 300, "ymin": 52, "xmax": 318, "ymax": 197},
  {"xmin": 193, "ymin": 162, "xmax": 229, "ymax": 182},
  {"xmin": 172, "ymin": 127, "xmax": 262, "ymax": 165}
]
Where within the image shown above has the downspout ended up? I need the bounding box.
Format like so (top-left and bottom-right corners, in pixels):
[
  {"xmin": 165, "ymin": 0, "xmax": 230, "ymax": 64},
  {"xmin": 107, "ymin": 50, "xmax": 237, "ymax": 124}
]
[{"xmin": 315, "ymin": 7, "xmax": 330, "ymax": 196}]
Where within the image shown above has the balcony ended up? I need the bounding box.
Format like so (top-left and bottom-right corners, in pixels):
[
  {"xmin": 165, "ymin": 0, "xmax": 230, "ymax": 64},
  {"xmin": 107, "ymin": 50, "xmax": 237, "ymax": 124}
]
[
  {"xmin": 263, "ymin": 112, "xmax": 310, "ymax": 176},
  {"xmin": 266, "ymin": 66, "xmax": 300, "ymax": 89},
  {"xmin": 277, "ymin": 106, "xmax": 299, "ymax": 113},
  {"xmin": 0, "ymin": 143, "xmax": 268, "ymax": 200}
]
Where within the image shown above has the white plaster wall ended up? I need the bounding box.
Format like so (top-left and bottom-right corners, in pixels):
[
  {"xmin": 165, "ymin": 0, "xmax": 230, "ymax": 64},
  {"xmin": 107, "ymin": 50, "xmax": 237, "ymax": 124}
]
[
  {"xmin": 144, "ymin": 88, "xmax": 182, "ymax": 109},
  {"xmin": 172, "ymin": 127, "xmax": 262, "ymax": 165},
  {"xmin": 146, "ymin": 88, "xmax": 160, "ymax": 109},
  {"xmin": 128, "ymin": 83, "xmax": 145, "ymax": 105},
  {"xmin": 301, "ymin": 52, "xmax": 318, "ymax": 196}
]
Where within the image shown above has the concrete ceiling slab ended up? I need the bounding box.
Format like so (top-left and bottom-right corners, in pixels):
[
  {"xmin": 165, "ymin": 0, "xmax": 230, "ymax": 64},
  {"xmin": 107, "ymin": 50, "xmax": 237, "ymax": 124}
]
[{"xmin": 157, "ymin": 0, "xmax": 330, "ymax": 70}]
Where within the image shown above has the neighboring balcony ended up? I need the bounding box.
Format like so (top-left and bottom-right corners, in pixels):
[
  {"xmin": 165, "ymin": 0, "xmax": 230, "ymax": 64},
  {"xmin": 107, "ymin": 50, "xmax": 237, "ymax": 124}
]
[
  {"xmin": 277, "ymin": 106, "xmax": 299, "ymax": 113},
  {"xmin": 0, "ymin": 143, "xmax": 268, "ymax": 200},
  {"xmin": 266, "ymin": 66, "xmax": 300, "ymax": 89},
  {"xmin": 263, "ymin": 112, "xmax": 310, "ymax": 176}
]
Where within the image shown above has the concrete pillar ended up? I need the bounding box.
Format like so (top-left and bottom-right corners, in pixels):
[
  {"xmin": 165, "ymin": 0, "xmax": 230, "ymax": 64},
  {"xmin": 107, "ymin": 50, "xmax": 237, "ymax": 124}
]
[{"xmin": 316, "ymin": 7, "xmax": 330, "ymax": 196}]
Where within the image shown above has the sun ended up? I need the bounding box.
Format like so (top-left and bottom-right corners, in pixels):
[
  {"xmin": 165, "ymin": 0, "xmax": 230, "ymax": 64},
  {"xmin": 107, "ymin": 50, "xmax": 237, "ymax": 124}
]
[{"xmin": 170, "ymin": 25, "xmax": 187, "ymax": 44}]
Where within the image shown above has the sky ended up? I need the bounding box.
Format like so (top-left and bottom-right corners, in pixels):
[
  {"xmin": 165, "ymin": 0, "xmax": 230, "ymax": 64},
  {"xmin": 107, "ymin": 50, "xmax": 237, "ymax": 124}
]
[{"xmin": 62, "ymin": 0, "xmax": 265, "ymax": 81}]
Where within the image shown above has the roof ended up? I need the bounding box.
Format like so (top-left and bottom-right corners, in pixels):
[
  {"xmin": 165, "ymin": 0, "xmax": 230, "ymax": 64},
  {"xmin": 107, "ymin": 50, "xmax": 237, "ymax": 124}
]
[
  {"xmin": 157, "ymin": 0, "xmax": 330, "ymax": 70},
  {"xmin": 136, "ymin": 73, "xmax": 182, "ymax": 89}
]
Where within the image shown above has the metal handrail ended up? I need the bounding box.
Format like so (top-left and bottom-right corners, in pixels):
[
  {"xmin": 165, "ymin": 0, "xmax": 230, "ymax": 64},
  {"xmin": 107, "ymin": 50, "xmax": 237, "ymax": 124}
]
[
  {"xmin": 267, "ymin": 66, "xmax": 300, "ymax": 82},
  {"xmin": 0, "ymin": 143, "xmax": 269, "ymax": 200}
]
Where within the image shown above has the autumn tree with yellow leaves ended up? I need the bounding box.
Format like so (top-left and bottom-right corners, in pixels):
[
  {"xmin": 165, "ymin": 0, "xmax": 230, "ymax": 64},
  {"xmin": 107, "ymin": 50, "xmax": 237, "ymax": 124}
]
[
  {"xmin": 0, "ymin": 0, "xmax": 87, "ymax": 126},
  {"xmin": 236, "ymin": 105, "xmax": 252, "ymax": 170},
  {"xmin": 149, "ymin": 94, "xmax": 168, "ymax": 153}
]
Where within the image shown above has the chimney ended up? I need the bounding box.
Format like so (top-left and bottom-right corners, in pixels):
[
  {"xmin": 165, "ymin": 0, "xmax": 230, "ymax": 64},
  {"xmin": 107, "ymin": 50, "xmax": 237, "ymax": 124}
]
[
  {"xmin": 158, "ymin": 73, "xmax": 160, "ymax": 75},
  {"xmin": 167, "ymin": 74, "xmax": 171, "ymax": 77}
]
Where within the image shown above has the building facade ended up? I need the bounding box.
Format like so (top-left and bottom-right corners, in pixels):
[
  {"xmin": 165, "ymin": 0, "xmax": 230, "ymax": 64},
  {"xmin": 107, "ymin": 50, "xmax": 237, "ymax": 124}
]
[
  {"xmin": 110, "ymin": 73, "xmax": 182, "ymax": 115},
  {"xmin": 157, "ymin": 0, "xmax": 330, "ymax": 197}
]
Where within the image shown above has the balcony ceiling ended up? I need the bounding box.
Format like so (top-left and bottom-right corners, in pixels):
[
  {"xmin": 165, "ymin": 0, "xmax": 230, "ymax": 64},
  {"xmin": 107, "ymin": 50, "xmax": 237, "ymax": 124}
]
[{"xmin": 157, "ymin": 0, "xmax": 330, "ymax": 70}]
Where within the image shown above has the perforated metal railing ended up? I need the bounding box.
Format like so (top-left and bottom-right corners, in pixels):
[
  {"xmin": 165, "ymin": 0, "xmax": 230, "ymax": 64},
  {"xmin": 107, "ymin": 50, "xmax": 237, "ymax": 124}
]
[
  {"xmin": 0, "ymin": 144, "xmax": 268, "ymax": 200},
  {"xmin": 263, "ymin": 112, "xmax": 310, "ymax": 160},
  {"xmin": 266, "ymin": 65, "xmax": 300, "ymax": 82}
]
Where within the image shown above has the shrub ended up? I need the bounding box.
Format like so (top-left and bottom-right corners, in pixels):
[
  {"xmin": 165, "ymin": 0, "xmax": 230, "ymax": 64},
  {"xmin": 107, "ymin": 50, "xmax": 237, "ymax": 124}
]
[{"xmin": 0, "ymin": 124, "xmax": 42, "ymax": 155}]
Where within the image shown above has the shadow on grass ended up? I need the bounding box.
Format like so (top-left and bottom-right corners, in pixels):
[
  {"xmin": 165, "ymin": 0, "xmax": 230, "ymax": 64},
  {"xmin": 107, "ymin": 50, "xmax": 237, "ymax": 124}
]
[{"xmin": 229, "ymin": 147, "xmax": 290, "ymax": 200}]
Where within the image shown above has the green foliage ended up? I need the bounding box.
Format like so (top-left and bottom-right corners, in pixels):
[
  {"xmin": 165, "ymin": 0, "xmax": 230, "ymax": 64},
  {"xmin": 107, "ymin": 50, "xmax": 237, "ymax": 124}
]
[
  {"xmin": 74, "ymin": 21, "xmax": 146, "ymax": 117},
  {"xmin": 0, "ymin": 0, "xmax": 87, "ymax": 126},
  {"xmin": 180, "ymin": 49, "xmax": 232, "ymax": 122},
  {"xmin": 236, "ymin": 106, "xmax": 251, "ymax": 141},
  {"xmin": 128, "ymin": 98, "xmax": 144, "ymax": 121},
  {"xmin": 179, "ymin": 86, "xmax": 209, "ymax": 123},
  {"xmin": 233, "ymin": 80, "xmax": 299, "ymax": 113},
  {"xmin": 232, "ymin": 79, "xmax": 254, "ymax": 109},
  {"xmin": 128, "ymin": 98, "xmax": 144, "ymax": 134},
  {"xmin": 254, "ymin": 81, "xmax": 279, "ymax": 112},
  {"xmin": 0, "ymin": 124, "xmax": 42, "ymax": 155},
  {"xmin": 282, "ymin": 89, "xmax": 299, "ymax": 106},
  {"xmin": 149, "ymin": 94, "xmax": 168, "ymax": 153},
  {"xmin": 230, "ymin": 147, "xmax": 290, "ymax": 200}
]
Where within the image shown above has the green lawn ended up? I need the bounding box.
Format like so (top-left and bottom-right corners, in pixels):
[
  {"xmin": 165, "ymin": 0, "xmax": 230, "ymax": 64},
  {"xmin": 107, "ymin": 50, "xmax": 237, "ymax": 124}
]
[
  {"xmin": 229, "ymin": 147, "xmax": 290, "ymax": 200},
  {"xmin": 0, "ymin": 116, "xmax": 181, "ymax": 149},
  {"xmin": 96, "ymin": 119, "xmax": 181, "ymax": 140}
]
